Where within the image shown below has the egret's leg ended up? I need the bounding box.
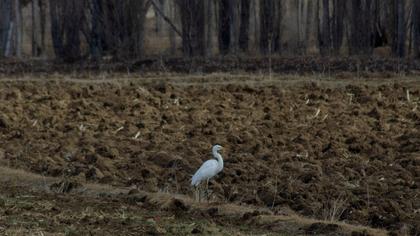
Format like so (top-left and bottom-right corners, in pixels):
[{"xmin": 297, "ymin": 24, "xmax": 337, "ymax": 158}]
[
  {"xmin": 195, "ymin": 184, "xmax": 202, "ymax": 203},
  {"xmin": 206, "ymin": 179, "xmax": 210, "ymax": 201},
  {"xmin": 194, "ymin": 186, "xmax": 199, "ymax": 202},
  {"xmin": 199, "ymin": 184, "xmax": 203, "ymax": 203}
]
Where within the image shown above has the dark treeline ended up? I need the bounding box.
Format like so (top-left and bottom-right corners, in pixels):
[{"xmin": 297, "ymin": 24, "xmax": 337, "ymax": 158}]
[{"xmin": 0, "ymin": 0, "xmax": 419, "ymax": 62}]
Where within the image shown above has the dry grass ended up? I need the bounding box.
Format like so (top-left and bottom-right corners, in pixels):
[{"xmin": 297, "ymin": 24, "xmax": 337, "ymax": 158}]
[
  {"xmin": 0, "ymin": 165, "xmax": 388, "ymax": 236},
  {"xmin": 322, "ymin": 194, "xmax": 348, "ymax": 222}
]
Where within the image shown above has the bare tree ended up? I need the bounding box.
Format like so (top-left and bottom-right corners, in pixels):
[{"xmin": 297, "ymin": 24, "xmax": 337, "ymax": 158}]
[
  {"xmin": 177, "ymin": 0, "xmax": 206, "ymax": 56},
  {"xmin": 0, "ymin": 0, "xmax": 12, "ymax": 57},
  {"xmin": 331, "ymin": 0, "xmax": 345, "ymax": 53},
  {"xmin": 0, "ymin": 0, "xmax": 23, "ymax": 58},
  {"xmin": 317, "ymin": 0, "xmax": 331, "ymax": 55},
  {"xmin": 218, "ymin": 0, "xmax": 231, "ymax": 55},
  {"xmin": 205, "ymin": 0, "xmax": 214, "ymax": 56},
  {"xmin": 296, "ymin": 0, "xmax": 306, "ymax": 54},
  {"xmin": 229, "ymin": 0, "xmax": 240, "ymax": 54},
  {"xmin": 413, "ymin": 0, "xmax": 420, "ymax": 57},
  {"xmin": 89, "ymin": 0, "xmax": 150, "ymax": 59},
  {"xmin": 122, "ymin": 0, "xmax": 149, "ymax": 58},
  {"xmin": 260, "ymin": 0, "xmax": 281, "ymax": 55},
  {"xmin": 391, "ymin": 0, "xmax": 406, "ymax": 57},
  {"xmin": 32, "ymin": 0, "xmax": 44, "ymax": 56},
  {"xmin": 90, "ymin": 0, "xmax": 103, "ymax": 60},
  {"xmin": 167, "ymin": 0, "xmax": 178, "ymax": 54},
  {"xmin": 250, "ymin": 0, "xmax": 260, "ymax": 52},
  {"xmin": 50, "ymin": 0, "xmax": 85, "ymax": 61},
  {"xmin": 154, "ymin": 0, "xmax": 165, "ymax": 34},
  {"xmin": 0, "ymin": 0, "xmax": 415, "ymax": 60},
  {"xmin": 239, "ymin": 0, "xmax": 251, "ymax": 52},
  {"xmin": 13, "ymin": 0, "xmax": 22, "ymax": 58},
  {"xmin": 348, "ymin": 0, "xmax": 375, "ymax": 55}
]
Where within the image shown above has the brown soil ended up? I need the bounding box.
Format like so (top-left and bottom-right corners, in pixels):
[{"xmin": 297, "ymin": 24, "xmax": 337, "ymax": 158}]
[{"xmin": 0, "ymin": 74, "xmax": 418, "ymax": 235}]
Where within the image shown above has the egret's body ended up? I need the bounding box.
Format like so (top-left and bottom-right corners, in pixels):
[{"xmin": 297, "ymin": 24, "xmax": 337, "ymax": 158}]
[{"xmin": 191, "ymin": 145, "xmax": 224, "ymax": 187}]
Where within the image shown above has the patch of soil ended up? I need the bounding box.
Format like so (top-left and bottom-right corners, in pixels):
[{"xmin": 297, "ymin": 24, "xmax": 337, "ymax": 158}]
[{"xmin": 0, "ymin": 77, "xmax": 418, "ymax": 234}]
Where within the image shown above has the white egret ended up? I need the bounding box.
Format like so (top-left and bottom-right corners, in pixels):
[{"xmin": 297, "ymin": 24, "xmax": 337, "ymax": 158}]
[{"xmin": 191, "ymin": 145, "xmax": 224, "ymax": 200}]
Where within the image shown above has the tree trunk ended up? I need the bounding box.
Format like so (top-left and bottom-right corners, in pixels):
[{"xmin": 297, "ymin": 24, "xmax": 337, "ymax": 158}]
[
  {"xmin": 49, "ymin": 0, "xmax": 64, "ymax": 58},
  {"xmin": 90, "ymin": 0, "xmax": 103, "ymax": 60},
  {"xmin": 392, "ymin": 0, "xmax": 406, "ymax": 57},
  {"xmin": 239, "ymin": 0, "xmax": 250, "ymax": 52},
  {"xmin": 252, "ymin": 0, "xmax": 260, "ymax": 51},
  {"xmin": 348, "ymin": 0, "xmax": 375, "ymax": 55},
  {"xmin": 0, "ymin": 0, "xmax": 12, "ymax": 57},
  {"xmin": 168, "ymin": 0, "xmax": 177, "ymax": 54},
  {"xmin": 260, "ymin": 0, "xmax": 281, "ymax": 55},
  {"xmin": 413, "ymin": 0, "xmax": 420, "ymax": 57},
  {"xmin": 39, "ymin": 0, "xmax": 46, "ymax": 56},
  {"xmin": 99, "ymin": 0, "xmax": 150, "ymax": 59},
  {"xmin": 218, "ymin": 0, "xmax": 231, "ymax": 54},
  {"xmin": 14, "ymin": 0, "xmax": 22, "ymax": 58},
  {"xmin": 49, "ymin": 0, "xmax": 83, "ymax": 61},
  {"xmin": 229, "ymin": 0, "xmax": 240, "ymax": 54},
  {"xmin": 305, "ymin": 0, "xmax": 315, "ymax": 53},
  {"xmin": 63, "ymin": 0, "xmax": 83, "ymax": 61},
  {"xmin": 32, "ymin": 0, "xmax": 43, "ymax": 56},
  {"xmin": 331, "ymin": 0, "xmax": 345, "ymax": 53},
  {"xmin": 127, "ymin": 0, "xmax": 148, "ymax": 58},
  {"xmin": 178, "ymin": 0, "xmax": 206, "ymax": 57},
  {"xmin": 154, "ymin": 0, "xmax": 165, "ymax": 34},
  {"xmin": 296, "ymin": 0, "xmax": 303, "ymax": 54},
  {"xmin": 205, "ymin": 0, "xmax": 214, "ymax": 56},
  {"xmin": 318, "ymin": 0, "xmax": 331, "ymax": 56}
]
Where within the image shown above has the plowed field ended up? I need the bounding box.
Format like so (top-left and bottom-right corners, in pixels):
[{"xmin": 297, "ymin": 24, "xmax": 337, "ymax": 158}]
[{"xmin": 0, "ymin": 74, "xmax": 418, "ymax": 235}]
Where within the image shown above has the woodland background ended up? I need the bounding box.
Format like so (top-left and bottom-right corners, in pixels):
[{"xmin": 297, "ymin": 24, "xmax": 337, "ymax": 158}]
[{"xmin": 0, "ymin": 0, "xmax": 418, "ymax": 62}]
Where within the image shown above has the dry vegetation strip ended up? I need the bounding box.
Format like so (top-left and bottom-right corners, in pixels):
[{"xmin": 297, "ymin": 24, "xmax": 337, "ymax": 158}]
[{"xmin": 0, "ymin": 166, "xmax": 387, "ymax": 236}]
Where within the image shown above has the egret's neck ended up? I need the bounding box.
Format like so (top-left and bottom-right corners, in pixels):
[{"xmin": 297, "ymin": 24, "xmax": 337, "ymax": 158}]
[{"xmin": 213, "ymin": 150, "xmax": 224, "ymax": 169}]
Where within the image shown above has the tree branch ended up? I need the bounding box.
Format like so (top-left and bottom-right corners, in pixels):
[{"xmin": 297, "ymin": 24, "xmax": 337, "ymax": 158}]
[{"xmin": 148, "ymin": 0, "xmax": 183, "ymax": 38}]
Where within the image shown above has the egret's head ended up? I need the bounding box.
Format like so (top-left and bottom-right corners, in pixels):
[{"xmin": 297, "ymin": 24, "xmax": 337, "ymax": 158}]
[{"xmin": 212, "ymin": 144, "xmax": 223, "ymax": 152}]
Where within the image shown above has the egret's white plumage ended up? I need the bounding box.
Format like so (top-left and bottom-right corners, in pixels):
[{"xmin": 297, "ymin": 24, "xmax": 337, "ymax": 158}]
[{"xmin": 191, "ymin": 145, "xmax": 224, "ymax": 187}]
